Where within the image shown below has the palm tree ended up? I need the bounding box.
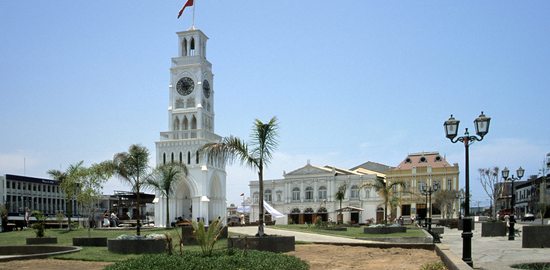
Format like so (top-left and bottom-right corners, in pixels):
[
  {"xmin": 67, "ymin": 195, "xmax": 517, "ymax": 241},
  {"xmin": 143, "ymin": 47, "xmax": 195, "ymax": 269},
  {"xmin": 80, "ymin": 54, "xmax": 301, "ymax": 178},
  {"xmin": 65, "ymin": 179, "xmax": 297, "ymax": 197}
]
[
  {"xmin": 202, "ymin": 117, "xmax": 279, "ymax": 237},
  {"xmin": 110, "ymin": 144, "xmax": 150, "ymax": 236},
  {"xmin": 145, "ymin": 162, "xmax": 188, "ymax": 228},
  {"xmin": 335, "ymin": 184, "xmax": 347, "ymax": 224},
  {"xmin": 364, "ymin": 177, "xmax": 404, "ymax": 225},
  {"xmin": 47, "ymin": 161, "xmax": 86, "ymax": 231}
]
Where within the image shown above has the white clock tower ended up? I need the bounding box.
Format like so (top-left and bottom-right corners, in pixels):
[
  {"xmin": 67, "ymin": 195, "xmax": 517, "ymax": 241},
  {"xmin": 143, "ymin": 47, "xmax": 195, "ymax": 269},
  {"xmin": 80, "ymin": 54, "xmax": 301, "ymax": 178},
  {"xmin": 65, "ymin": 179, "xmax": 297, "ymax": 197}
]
[{"xmin": 154, "ymin": 29, "xmax": 226, "ymax": 227}]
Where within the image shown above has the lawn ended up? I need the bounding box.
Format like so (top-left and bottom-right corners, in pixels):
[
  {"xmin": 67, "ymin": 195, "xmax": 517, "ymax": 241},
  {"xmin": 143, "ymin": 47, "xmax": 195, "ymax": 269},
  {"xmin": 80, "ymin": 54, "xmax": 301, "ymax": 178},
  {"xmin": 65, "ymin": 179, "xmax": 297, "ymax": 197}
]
[
  {"xmin": 271, "ymin": 224, "xmax": 426, "ymax": 239},
  {"xmin": 0, "ymin": 227, "xmax": 228, "ymax": 262}
]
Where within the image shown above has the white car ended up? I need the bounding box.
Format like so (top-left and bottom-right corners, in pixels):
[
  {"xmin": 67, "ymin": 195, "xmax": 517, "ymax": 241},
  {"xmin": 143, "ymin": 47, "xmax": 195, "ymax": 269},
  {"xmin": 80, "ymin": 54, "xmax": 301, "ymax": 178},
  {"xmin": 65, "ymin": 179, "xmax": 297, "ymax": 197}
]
[{"xmin": 521, "ymin": 213, "xmax": 535, "ymax": 221}]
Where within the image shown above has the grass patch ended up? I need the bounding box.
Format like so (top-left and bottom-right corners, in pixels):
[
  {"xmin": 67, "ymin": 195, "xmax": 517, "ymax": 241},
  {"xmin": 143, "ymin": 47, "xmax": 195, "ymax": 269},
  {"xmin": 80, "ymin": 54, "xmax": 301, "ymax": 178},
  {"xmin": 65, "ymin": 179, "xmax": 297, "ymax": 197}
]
[
  {"xmin": 271, "ymin": 224, "xmax": 425, "ymax": 239},
  {"xmin": 512, "ymin": 263, "xmax": 550, "ymax": 270},
  {"xmin": 0, "ymin": 227, "xmax": 228, "ymax": 262},
  {"xmin": 105, "ymin": 250, "xmax": 309, "ymax": 270}
]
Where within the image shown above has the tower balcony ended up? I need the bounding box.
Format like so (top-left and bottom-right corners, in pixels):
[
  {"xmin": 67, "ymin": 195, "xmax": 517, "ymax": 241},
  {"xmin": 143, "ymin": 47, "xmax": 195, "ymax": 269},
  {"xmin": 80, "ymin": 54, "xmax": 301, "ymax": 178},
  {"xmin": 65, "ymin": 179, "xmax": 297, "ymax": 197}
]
[{"xmin": 160, "ymin": 130, "xmax": 220, "ymax": 141}]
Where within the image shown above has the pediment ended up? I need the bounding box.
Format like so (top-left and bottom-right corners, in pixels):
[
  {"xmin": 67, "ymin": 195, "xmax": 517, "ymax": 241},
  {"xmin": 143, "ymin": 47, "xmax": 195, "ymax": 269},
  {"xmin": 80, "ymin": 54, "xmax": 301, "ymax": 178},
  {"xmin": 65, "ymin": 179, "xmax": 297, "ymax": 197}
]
[{"xmin": 285, "ymin": 164, "xmax": 332, "ymax": 177}]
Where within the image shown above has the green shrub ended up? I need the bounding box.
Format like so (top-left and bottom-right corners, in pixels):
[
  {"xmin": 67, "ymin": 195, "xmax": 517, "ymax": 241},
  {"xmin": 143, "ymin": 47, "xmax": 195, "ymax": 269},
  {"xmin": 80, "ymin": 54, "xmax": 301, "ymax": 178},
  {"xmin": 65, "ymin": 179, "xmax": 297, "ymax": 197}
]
[
  {"xmin": 512, "ymin": 263, "xmax": 550, "ymax": 270},
  {"xmin": 192, "ymin": 219, "xmax": 223, "ymax": 256},
  {"xmin": 420, "ymin": 261, "xmax": 447, "ymax": 270},
  {"xmin": 31, "ymin": 210, "xmax": 46, "ymax": 237},
  {"xmin": 105, "ymin": 250, "xmax": 309, "ymax": 270}
]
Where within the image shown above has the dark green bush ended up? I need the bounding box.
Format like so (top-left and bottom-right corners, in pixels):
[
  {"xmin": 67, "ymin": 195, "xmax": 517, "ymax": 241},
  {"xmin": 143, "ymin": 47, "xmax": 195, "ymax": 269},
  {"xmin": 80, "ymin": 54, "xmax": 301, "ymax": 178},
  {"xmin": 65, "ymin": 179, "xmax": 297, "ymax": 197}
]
[{"xmin": 105, "ymin": 250, "xmax": 309, "ymax": 270}]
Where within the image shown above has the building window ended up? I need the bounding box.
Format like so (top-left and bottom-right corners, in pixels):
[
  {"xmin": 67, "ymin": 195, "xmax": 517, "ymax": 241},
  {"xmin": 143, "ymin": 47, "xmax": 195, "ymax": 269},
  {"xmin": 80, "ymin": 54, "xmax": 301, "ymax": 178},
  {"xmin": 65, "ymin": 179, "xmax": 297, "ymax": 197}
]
[
  {"xmin": 264, "ymin": 189, "xmax": 272, "ymax": 202},
  {"xmin": 365, "ymin": 188, "xmax": 371, "ymax": 198},
  {"xmin": 305, "ymin": 187, "xmax": 313, "ymax": 201},
  {"xmin": 276, "ymin": 191, "xmax": 282, "ymax": 202},
  {"xmin": 447, "ymin": 179, "xmax": 452, "ymax": 190},
  {"xmin": 351, "ymin": 185, "xmax": 359, "ymax": 199},
  {"xmin": 253, "ymin": 192, "xmax": 259, "ymax": 203},
  {"xmin": 292, "ymin": 187, "xmax": 300, "ymax": 201},
  {"xmin": 402, "ymin": 204, "xmax": 411, "ymax": 216},
  {"xmin": 318, "ymin": 186, "xmax": 327, "ymax": 200}
]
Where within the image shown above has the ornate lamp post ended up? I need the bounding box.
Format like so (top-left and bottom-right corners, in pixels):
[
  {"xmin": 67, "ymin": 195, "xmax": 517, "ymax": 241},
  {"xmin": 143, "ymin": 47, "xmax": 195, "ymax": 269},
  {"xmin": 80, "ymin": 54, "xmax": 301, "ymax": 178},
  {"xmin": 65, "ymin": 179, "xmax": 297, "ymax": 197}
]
[
  {"xmin": 419, "ymin": 181, "xmax": 440, "ymax": 232},
  {"xmin": 501, "ymin": 166, "xmax": 524, "ymax": 240},
  {"xmin": 444, "ymin": 112, "xmax": 491, "ymax": 267}
]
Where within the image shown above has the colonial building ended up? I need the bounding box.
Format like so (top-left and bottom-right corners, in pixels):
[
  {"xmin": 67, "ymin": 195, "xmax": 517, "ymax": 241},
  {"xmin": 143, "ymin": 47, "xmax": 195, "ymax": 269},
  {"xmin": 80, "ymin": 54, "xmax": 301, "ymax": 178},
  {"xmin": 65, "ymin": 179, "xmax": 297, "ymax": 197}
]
[
  {"xmin": 154, "ymin": 28, "xmax": 226, "ymax": 227},
  {"xmin": 385, "ymin": 152, "xmax": 460, "ymax": 220},
  {"xmin": 248, "ymin": 161, "xmax": 386, "ymax": 225},
  {"xmin": 0, "ymin": 174, "xmax": 78, "ymax": 217}
]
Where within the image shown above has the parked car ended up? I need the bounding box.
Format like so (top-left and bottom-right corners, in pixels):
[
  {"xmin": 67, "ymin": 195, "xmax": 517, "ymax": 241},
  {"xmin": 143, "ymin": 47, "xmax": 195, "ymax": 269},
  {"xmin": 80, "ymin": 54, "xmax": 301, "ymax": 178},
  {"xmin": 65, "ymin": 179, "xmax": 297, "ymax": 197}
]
[{"xmin": 521, "ymin": 213, "xmax": 535, "ymax": 221}]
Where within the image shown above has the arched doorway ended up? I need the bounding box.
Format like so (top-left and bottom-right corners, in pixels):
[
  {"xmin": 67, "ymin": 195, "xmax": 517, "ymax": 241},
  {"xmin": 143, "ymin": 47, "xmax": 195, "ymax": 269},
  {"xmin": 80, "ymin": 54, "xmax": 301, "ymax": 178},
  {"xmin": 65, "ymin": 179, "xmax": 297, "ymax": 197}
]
[
  {"xmin": 288, "ymin": 208, "xmax": 300, "ymax": 224},
  {"xmin": 304, "ymin": 208, "xmax": 314, "ymax": 224},
  {"xmin": 376, "ymin": 207, "xmax": 384, "ymax": 224},
  {"xmin": 173, "ymin": 180, "xmax": 193, "ymax": 222},
  {"xmin": 209, "ymin": 175, "xmax": 224, "ymax": 223},
  {"xmin": 317, "ymin": 207, "xmax": 328, "ymax": 222}
]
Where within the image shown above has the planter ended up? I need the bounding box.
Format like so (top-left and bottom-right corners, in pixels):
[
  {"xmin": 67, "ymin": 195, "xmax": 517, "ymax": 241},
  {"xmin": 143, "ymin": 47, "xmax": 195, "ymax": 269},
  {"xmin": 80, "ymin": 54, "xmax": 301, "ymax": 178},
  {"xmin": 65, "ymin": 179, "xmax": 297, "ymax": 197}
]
[
  {"xmin": 481, "ymin": 222, "xmax": 506, "ymax": 237},
  {"xmin": 72, "ymin": 237, "xmax": 107, "ymax": 247},
  {"xmin": 227, "ymin": 235, "xmax": 295, "ymax": 253},
  {"xmin": 26, "ymin": 237, "xmax": 57, "ymax": 245},
  {"xmin": 522, "ymin": 225, "xmax": 550, "ymax": 248},
  {"xmin": 107, "ymin": 239, "xmax": 166, "ymax": 254},
  {"xmin": 458, "ymin": 219, "xmax": 475, "ymax": 231},
  {"xmin": 363, "ymin": 226, "xmax": 406, "ymax": 234},
  {"xmin": 431, "ymin": 227, "xmax": 444, "ymax": 235},
  {"xmin": 180, "ymin": 225, "xmax": 228, "ymax": 245},
  {"xmin": 323, "ymin": 227, "xmax": 347, "ymax": 231}
]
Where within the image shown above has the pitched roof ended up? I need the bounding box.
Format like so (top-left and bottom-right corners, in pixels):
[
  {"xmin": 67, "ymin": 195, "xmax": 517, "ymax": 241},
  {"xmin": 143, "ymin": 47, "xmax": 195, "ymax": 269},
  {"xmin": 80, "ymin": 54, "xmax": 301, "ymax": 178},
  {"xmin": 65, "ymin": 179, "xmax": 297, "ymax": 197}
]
[
  {"xmin": 393, "ymin": 152, "xmax": 452, "ymax": 170},
  {"xmin": 350, "ymin": 161, "xmax": 394, "ymax": 173}
]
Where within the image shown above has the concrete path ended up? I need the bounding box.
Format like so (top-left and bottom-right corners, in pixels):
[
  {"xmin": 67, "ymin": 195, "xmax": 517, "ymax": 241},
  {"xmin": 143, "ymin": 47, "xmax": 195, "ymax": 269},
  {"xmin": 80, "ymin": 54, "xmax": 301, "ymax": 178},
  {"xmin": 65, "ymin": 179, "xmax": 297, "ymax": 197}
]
[
  {"xmin": 440, "ymin": 223, "xmax": 550, "ymax": 270},
  {"xmin": 229, "ymin": 226, "xmax": 379, "ymax": 244}
]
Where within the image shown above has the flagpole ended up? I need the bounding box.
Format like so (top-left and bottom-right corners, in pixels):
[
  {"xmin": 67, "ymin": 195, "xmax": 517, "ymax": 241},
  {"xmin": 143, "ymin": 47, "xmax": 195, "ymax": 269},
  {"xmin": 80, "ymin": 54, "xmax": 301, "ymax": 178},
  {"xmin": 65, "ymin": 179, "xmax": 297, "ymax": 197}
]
[{"xmin": 192, "ymin": 0, "xmax": 196, "ymax": 29}]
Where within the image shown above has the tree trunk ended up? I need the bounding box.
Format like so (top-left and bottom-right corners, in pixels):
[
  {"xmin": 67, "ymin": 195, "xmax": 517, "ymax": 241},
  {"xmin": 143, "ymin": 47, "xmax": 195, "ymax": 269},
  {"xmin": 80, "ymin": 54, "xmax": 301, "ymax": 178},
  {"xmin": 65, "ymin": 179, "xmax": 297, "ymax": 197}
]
[
  {"xmin": 166, "ymin": 196, "xmax": 170, "ymax": 228},
  {"xmin": 257, "ymin": 163, "xmax": 265, "ymax": 237},
  {"xmin": 136, "ymin": 184, "xmax": 141, "ymax": 236}
]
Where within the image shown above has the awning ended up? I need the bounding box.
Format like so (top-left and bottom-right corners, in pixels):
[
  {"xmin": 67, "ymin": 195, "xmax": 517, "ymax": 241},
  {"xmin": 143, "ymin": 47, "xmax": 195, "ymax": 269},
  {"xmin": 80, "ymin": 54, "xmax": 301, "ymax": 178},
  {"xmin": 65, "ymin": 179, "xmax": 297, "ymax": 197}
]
[{"xmin": 335, "ymin": 206, "xmax": 364, "ymax": 212}]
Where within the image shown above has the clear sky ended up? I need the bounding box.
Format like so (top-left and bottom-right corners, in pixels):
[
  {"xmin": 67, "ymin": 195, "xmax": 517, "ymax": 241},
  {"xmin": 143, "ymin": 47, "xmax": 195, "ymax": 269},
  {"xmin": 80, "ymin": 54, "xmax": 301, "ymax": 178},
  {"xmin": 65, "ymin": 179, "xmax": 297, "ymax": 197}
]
[{"xmin": 1, "ymin": 1, "xmax": 549, "ymax": 208}]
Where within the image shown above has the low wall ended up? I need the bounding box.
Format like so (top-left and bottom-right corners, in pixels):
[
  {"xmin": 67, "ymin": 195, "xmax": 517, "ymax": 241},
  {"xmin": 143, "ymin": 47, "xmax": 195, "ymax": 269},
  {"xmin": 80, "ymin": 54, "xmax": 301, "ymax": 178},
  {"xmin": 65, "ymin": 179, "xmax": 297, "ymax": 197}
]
[
  {"xmin": 107, "ymin": 239, "xmax": 166, "ymax": 254},
  {"xmin": 72, "ymin": 237, "xmax": 107, "ymax": 247},
  {"xmin": 364, "ymin": 226, "xmax": 407, "ymax": 234},
  {"xmin": 481, "ymin": 222, "xmax": 506, "ymax": 237},
  {"xmin": 26, "ymin": 237, "xmax": 57, "ymax": 245},
  {"xmin": 228, "ymin": 235, "xmax": 295, "ymax": 252},
  {"xmin": 522, "ymin": 225, "xmax": 550, "ymax": 248}
]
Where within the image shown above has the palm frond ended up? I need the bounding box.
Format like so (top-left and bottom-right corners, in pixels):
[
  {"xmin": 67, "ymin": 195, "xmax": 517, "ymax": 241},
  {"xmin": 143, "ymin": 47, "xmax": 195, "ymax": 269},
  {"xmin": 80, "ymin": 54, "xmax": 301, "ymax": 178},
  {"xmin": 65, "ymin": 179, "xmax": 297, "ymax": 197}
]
[{"xmin": 250, "ymin": 117, "xmax": 279, "ymax": 166}]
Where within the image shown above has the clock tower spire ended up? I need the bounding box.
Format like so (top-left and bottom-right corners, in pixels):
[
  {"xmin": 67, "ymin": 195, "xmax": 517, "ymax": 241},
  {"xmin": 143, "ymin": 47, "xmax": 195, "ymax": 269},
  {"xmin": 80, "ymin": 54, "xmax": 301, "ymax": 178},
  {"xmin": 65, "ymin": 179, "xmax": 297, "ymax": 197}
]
[{"xmin": 154, "ymin": 28, "xmax": 226, "ymax": 227}]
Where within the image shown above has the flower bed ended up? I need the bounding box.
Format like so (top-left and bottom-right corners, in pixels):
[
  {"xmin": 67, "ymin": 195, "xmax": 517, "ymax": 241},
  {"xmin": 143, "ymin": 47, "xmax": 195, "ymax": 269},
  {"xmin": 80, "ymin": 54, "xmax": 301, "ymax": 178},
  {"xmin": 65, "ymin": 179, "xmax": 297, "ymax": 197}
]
[{"xmin": 107, "ymin": 234, "xmax": 167, "ymax": 254}]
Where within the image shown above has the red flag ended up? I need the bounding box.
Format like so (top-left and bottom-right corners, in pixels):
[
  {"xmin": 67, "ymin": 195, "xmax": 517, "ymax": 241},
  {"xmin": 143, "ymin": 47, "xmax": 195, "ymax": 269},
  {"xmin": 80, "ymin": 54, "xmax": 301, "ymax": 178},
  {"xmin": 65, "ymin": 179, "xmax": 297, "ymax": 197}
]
[{"xmin": 177, "ymin": 0, "xmax": 194, "ymax": 19}]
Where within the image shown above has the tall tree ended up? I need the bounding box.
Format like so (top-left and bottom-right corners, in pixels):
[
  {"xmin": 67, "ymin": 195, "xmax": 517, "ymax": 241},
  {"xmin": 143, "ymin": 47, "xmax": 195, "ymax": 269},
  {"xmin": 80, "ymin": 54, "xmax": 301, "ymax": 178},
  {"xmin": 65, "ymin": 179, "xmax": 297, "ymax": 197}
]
[
  {"xmin": 202, "ymin": 117, "xmax": 279, "ymax": 237},
  {"xmin": 78, "ymin": 161, "xmax": 113, "ymax": 236},
  {"xmin": 433, "ymin": 189, "xmax": 459, "ymax": 219},
  {"xmin": 110, "ymin": 144, "xmax": 150, "ymax": 236},
  {"xmin": 47, "ymin": 161, "xmax": 86, "ymax": 231},
  {"xmin": 335, "ymin": 184, "xmax": 347, "ymax": 224},
  {"xmin": 364, "ymin": 178, "xmax": 404, "ymax": 225},
  {"xmin": 145, "ymin": 162, "xmax": 188, "ymax": 228},
  {"xmin": 479, "ymin": 167, "xmax": 502, "ymax": 219}
]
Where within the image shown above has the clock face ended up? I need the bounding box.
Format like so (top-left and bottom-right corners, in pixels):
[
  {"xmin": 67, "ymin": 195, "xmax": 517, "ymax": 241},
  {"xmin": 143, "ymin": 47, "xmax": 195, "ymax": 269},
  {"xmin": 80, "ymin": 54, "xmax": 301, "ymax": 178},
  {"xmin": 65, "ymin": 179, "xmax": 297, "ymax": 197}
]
[
  {"xmin": 202, "ymin": 79, "xmax": 211, "ymax": 98},
  {"xmin": 176, "ymin": 77, "xmax": 194, "ymax": 96}
]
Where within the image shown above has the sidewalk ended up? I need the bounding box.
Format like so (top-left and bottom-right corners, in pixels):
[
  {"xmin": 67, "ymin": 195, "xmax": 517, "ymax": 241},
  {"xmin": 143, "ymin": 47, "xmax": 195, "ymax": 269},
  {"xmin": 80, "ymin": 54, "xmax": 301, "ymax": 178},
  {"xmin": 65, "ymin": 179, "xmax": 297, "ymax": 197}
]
[
  {"xmin": 229, "ymin": 226, "xmax": 379, "ymax": 244},
  {"xmin": 440, "ymin": 223, "xmax": 550, "ymax": 270}
]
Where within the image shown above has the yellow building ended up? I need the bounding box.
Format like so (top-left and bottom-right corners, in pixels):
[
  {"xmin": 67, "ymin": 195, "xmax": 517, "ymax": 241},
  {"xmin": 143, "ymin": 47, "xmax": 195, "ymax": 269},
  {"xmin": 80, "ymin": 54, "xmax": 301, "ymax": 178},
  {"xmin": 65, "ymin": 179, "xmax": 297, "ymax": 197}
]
[{"xmin": 385, "ymin": 152, "xmax": 460, "ymax": 222}]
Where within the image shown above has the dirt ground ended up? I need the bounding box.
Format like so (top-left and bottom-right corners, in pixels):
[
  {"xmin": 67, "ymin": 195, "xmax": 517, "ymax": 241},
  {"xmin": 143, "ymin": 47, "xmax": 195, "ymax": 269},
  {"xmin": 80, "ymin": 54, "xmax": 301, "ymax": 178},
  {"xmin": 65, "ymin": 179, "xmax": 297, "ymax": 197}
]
[{"xmin": 0, "ymin": 244, "xmax": 442, "ymax": 270}]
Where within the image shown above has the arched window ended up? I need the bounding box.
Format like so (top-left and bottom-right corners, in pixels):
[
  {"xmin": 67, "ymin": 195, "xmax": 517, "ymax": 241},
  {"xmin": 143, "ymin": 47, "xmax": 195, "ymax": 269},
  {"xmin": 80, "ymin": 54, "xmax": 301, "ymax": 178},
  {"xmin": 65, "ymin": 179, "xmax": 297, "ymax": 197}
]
[
  {"xmin": 182, "ymin": 39, "xmax": 188, "ymax": 56},
  {"xmin": 318, "ymin": 186, "xmax": 327, "ymax": 200},
  {"xmin": 182, "ymin": 116, "xmax": 189, "ymax": 130},
  {"xmin": 264, "ymin": 189, "xmax": 272, "ymax": 202},
  {"xmin": 196, "ymin": 151, "xmax": 199, "ymax": 164},
  {"xmin": 364, "ymin": 187, "xmax": 371, "ymax": 199},
  {"xmin": 190, "ymin": 37, "xmax": 195, "ymax": 56},
  {"xmin": 187, "ymin": 151, "xmax": 191, "ymax": 164},
  {"xmin": 163, "ymin": 153, "xmax": 166, "ymax": 165},
  {"xmin": 173, "ymin": 116, "xmax": 180, "ymax": 131},
  {"xmin": 179, "ymin": 152, "xmax": 183, "ymax": 163},
  {"xmin": 171, "ymin": 152, "xmax": 174, "ymax": 163},
  {"xmin": 351, "ymin": 185, "xmax": 359, "ymax": 199},
  {"xmin": 253, "ymin": 192, "xmax": 259, "ymax": 203},
  {"xmin": 305, "ymin": 187, "xmax": 314, "ymax": 201},
  {"xmin": 292, "ymin": 187, "xmax": 300, "ymax": 201},
  {"xmin": 191, "ymin": 115, "xmax": 197, "ymax": 129}
]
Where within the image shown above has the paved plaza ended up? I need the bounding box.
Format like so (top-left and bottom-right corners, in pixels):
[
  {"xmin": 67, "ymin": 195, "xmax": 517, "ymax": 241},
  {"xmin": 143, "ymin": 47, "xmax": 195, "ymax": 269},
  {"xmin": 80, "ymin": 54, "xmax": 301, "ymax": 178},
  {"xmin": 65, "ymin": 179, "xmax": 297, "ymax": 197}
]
[
  {"xmin": 231, "ymin": 224, "xmax": 550, "ymax": 270},
  {"xmin": 440, "ymin": 223, "xmax": 550, "ymax": 270}
]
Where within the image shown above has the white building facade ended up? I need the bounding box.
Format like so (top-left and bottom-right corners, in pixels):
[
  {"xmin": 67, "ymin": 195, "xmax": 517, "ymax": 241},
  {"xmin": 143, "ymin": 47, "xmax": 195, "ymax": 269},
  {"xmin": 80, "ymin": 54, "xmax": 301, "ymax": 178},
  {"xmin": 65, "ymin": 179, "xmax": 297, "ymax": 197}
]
[
  {"xmin": 248, "ymin": 162, "xmax": 383, "ymax": 225},
  {"xmin": 154, "ymin": 28, "xmax": 226, "ymax": 227}
]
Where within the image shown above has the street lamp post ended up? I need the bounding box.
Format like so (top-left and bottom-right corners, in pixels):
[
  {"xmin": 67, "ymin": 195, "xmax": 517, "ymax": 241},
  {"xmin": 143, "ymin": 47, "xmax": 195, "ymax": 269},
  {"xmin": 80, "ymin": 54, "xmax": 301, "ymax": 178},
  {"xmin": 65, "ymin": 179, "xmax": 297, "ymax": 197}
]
[
  {"xmin": 420, "ymin": 181, "xmax": 440, "ymax": 232},
  {"xmin": 501, "ymin": 166, "xmax": 524, "ymax": 240},
  {"xmin": 444, "ymin": 112, "xmax": 491, "ymax": 267}
]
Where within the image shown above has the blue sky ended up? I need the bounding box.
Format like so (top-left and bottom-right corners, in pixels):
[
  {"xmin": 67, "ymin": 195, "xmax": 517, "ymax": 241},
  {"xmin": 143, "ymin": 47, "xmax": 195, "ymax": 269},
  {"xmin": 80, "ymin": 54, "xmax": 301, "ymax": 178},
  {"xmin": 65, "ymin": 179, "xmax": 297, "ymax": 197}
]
[{"xmin": 1, "ymin": 1, "xmax": 549, "ymax": 207}]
